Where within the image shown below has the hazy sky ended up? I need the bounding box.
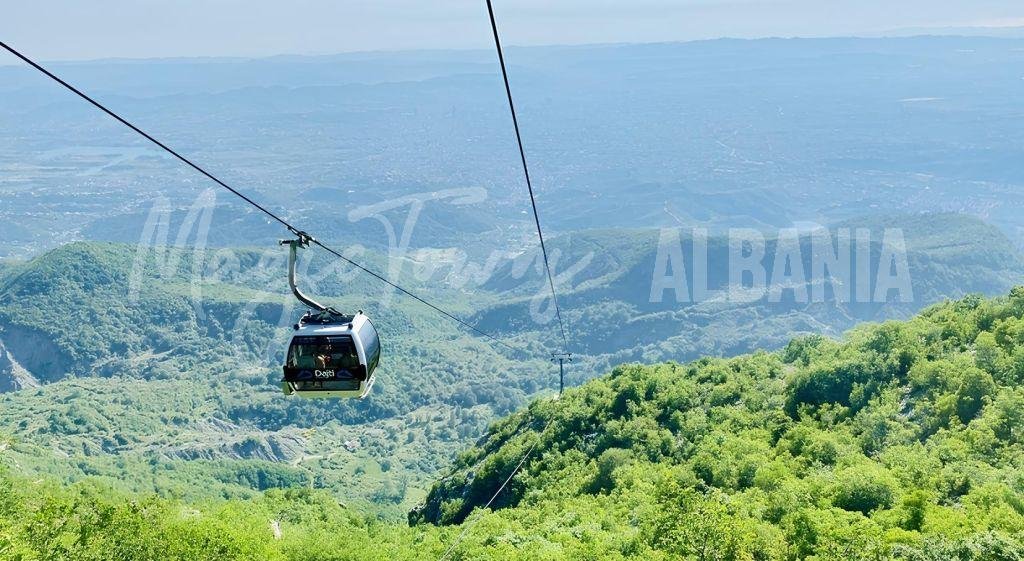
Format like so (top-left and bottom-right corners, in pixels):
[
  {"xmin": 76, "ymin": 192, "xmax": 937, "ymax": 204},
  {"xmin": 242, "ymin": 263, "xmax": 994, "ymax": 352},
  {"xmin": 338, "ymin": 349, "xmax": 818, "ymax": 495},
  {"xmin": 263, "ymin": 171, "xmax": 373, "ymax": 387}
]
[{"xmin": 2, "ymin": 0, "xmax": 1024, "ymax": 61}]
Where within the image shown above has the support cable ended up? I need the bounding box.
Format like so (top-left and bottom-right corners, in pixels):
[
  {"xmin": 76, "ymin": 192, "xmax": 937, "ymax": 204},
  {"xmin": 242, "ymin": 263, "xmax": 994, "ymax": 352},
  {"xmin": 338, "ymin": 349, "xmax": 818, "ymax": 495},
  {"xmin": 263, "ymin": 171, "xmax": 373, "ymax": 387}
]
[
  {"xmin": 484, "ymin": 0, "xmax": 570, "ymax": 353},
  {"xmin": 0, "ymin": 40, "xmax": 519, "ymax": 355},
  {"xmin": 435, "ymin": 4, "xmax": 578, "ymax": 559},
  {"xmin": 437, "ymin": 413, "xmax": 555, "ymax": 561}
]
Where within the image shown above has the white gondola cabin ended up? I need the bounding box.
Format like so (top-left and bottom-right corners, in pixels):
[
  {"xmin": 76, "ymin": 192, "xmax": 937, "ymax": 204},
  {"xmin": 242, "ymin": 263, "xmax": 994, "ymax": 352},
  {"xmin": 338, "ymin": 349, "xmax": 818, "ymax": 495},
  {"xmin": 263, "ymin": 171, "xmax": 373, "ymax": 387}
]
[
  {"xmin": 281, "ymin": 312, "xmax": 380, "ymax": 398},
  {"xmin": 279, "ymin": 235, "xmax": 381, "ymax": 399}
]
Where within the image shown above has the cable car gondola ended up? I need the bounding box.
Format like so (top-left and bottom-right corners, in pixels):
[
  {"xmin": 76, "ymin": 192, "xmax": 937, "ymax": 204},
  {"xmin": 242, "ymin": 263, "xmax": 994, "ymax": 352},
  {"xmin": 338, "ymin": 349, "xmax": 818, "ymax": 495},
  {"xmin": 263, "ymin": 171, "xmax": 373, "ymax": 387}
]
[{"xmin": 279, "ymin": 236, "xmax": 381, "ymax": 399}]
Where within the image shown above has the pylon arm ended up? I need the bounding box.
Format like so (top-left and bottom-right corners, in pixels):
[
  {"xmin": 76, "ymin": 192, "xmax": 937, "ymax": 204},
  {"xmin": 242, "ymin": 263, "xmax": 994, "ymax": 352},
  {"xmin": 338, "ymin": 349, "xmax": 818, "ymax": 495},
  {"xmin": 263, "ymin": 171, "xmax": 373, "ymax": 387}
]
[{"xmin": 281, "ymin": 236, "xmax": 328, "ymax": 312}]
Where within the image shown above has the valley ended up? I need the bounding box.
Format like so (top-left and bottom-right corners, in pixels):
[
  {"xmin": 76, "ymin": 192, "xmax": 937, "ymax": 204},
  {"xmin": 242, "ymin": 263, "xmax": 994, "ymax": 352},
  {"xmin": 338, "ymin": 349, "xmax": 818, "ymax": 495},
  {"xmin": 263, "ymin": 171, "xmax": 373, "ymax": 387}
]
[
  {"xmin": 2, "ymin": 34, "xmax": 1024, "ymax": 559},
  {"xmin": 0, "ymin": 211, "xmax": 1019, "ymax": 520}
]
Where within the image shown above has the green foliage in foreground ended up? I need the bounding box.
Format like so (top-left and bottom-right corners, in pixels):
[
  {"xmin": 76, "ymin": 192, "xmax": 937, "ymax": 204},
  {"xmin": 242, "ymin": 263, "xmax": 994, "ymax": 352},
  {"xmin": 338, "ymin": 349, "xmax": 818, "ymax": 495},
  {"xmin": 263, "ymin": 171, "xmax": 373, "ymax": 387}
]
[
  {"xmin": 0, "ymin": 468, "xmax": 447, "ymax": 561},
  {"xmin": 7, "ymin": 290, "xmax": 1024, "ymax": 559},
  {"xmin": 412, "ymin": 289, "xmax": 1024, "ymax": 559}
]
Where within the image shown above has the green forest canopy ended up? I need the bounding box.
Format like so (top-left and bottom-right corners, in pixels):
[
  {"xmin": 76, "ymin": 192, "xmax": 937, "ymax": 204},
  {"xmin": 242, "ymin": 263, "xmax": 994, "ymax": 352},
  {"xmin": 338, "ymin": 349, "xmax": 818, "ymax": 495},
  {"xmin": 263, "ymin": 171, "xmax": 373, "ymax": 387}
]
[{"xmin": 6, "ymin": 289, "xmax": 1024, "ymax": 559}]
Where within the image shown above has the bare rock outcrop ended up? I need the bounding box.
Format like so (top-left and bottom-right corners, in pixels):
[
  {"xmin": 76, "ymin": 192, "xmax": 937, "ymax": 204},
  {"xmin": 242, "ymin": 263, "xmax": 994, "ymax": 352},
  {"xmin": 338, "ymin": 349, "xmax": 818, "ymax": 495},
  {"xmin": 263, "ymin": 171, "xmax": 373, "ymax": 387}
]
[{"xmin": 0, "ymin": 337, "xmax": 40, "ymax": 392}]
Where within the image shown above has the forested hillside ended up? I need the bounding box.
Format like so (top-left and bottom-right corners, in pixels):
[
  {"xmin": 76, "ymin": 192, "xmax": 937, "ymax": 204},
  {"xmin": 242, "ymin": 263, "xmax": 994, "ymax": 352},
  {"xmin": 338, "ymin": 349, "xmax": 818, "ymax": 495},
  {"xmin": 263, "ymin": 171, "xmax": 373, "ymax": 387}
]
[
  {"xmin": 0, "ymin": 215, "xmax": 1020, "ymax": 519},
  {"xmin": 0, "ymin": 241, "xmax": 539, "ymax": 514},
  {"xmin": 412, "ymin": 288, "xmax": 1024, "ymax": 559},
  {"xmin": 479, "ymin": 213, "xmax": 1024, "ymax": 371},
  {"xmin": 3, "ymin": 290, "xmax": 1024, "ymax": 559}
]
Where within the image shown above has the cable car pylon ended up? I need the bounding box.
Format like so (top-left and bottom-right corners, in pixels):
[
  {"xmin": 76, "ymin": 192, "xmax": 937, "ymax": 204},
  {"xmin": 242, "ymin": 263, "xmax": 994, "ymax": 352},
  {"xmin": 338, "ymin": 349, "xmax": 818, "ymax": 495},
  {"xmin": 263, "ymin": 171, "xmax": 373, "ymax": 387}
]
[{"xmin": 551, "ymin": 352, "xmax": 572, "ymax": 397}]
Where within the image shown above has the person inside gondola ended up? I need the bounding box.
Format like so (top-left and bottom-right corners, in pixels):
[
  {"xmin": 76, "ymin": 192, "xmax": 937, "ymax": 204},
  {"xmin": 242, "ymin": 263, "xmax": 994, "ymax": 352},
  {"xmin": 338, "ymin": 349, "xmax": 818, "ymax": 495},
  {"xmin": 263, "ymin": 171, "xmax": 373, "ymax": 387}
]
[{"xmin": 316, "ymin": 344, "xmax": 333, "ymax": 369}]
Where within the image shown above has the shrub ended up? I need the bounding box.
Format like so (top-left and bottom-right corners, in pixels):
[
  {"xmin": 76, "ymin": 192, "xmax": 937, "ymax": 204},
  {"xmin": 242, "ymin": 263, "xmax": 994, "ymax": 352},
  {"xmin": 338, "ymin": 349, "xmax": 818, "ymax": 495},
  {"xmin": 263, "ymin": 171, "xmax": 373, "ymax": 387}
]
[{"xmin": 833, "ymin": 466, "xmax": 896, "ymax": 515}]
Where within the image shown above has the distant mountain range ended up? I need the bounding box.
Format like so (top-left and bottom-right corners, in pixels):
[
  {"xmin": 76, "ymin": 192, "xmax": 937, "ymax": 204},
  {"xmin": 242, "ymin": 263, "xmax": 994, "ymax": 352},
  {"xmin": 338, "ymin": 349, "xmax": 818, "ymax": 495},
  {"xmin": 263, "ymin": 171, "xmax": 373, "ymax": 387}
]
[
  {"xmin": 882, "ymin": 25, "xmax": 1024, "ymax": 38},
  {"xmin": 4, "ymin": 34, "xmax": 1024, "ymax": 260}
]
